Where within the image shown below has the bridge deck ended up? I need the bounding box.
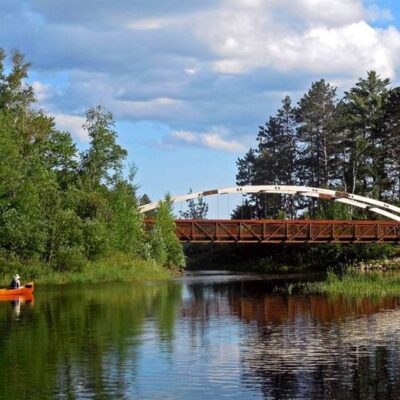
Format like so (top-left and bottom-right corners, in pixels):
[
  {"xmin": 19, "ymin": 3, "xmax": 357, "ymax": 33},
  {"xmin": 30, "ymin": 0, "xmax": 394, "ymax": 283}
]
[{"xmin": 163, "ymin": 219, "xmax": 400, "ymax": 244}]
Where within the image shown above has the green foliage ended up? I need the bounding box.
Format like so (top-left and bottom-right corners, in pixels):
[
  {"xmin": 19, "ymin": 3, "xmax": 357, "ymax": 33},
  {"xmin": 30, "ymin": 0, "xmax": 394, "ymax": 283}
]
[
  {"xmin": 0, "ymin": 49, "xmax": 185, "ymax": 280},
  {"xmin": 80, "ymin": 105, "xmax": 127, "ymax": 189},
  {"xmin": 53, "ymin": 246, "xmax": 86, "ymax": 272},
  {"xmin": 0, "ymin": 49, "xmax": 35, "ymax": 111},
  {"xmin": 151, "ymin": 194, "xmax": 185, "ymax": 268},
  {"xmin": 109, "ymin": 180, "xmax": 145, "ymax": 255},
  {"xmin": 235, "ymin": 71, "xmax": 400, "ymax": 219},
  {"xmin": 179, "ymin": 188, "xmax": 209, "ymax": 219},
  {"xmin": 235, "ymin": 96, "xmax": 297, "ymax": 218},
  {"xmin": 305, "ymin": 270, "xmax": 400, "ymax": 298}
]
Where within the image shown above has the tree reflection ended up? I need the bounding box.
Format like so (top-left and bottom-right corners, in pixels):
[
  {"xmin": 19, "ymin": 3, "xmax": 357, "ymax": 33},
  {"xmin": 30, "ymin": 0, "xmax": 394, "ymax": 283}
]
[
  {"xmin": 0, "ymin": 281, "xmax": 182, "ymax": 399},
  {"xmin": 2, "ymin": 276, "xmax": 400, "ymax": 399},
  {"xmin": 234, "ymin": 283, "xmax": 400, "ymax": 399},
  {"xmin": 184, "ymin": 278, "xmax": 400, "ymax": 399}
]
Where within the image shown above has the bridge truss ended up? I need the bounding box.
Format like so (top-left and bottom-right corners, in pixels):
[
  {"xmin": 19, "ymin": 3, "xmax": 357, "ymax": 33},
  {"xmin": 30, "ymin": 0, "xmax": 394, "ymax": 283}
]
[{"xmin": 168, "ymin": 219, "xmax": 400, "ymax": 244}]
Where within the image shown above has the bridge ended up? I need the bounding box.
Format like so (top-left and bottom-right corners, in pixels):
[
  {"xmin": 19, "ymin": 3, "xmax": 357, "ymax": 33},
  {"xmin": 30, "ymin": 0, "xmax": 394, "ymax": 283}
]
[
  {"xmin": 171, "ymin": 219, "xmax": 400, "ymax": 244},
  {"xmin": 140, "ymin": 186, "xmax": 400, "ymax": 244}
]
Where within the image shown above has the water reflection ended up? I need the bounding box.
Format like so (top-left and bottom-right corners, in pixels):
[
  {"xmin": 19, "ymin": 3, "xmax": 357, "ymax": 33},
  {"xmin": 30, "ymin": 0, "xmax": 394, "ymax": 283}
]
[
  {"xmin": 0, "ymin": 294, "xmax": 34, "ymax": 319},
  {"xmin": 0, "ymin": 275, "xmax": 400, "ymax": 399},
  {"xmin": 182, "ymin": 278, "xmax": 400, "ymax": 399}
]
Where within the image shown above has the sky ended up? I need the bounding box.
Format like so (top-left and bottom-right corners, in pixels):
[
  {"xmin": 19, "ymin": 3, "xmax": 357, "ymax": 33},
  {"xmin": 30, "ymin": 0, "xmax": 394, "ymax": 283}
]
[{"xmin": 1, "ymin": 0, "xmax": 400, "ymax": 216}]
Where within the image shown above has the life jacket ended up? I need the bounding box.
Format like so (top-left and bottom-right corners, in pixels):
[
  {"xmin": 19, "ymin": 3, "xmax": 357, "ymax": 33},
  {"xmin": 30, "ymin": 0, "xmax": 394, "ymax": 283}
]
[{"xmin": 10, "ymin": 279, "xmax": 19, "ymax": 289}]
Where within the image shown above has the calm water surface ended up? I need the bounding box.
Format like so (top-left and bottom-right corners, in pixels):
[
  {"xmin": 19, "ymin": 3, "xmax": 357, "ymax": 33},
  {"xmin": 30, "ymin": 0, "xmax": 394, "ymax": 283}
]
[{"xmin": 1, "ymin": 271, "xmax": 400, "ymax": 399}]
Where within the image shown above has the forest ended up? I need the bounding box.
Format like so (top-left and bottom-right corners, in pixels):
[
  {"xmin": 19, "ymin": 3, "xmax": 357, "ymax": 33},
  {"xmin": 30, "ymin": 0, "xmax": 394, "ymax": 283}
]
[
  {"xmin": 234, "ymin": 71, "xmax": 400, "ymax": 220},
  {"xmin": 187, "ymin": 71, "xmax": 400, "ymax": 271},
  {"xmin": 0, "ymin": 49, "xmax": 184, "ymax": 282}
]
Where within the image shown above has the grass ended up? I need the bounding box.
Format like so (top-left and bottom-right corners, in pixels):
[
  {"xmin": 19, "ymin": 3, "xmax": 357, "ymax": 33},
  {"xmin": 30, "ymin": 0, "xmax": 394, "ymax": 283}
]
[
  {"xmin": 0, "ymin": 253, "xmax": 177, "ymax": 286},
  {"xmin": 301, "ymin": 269, "xmax": 400, "ymax": 298}
]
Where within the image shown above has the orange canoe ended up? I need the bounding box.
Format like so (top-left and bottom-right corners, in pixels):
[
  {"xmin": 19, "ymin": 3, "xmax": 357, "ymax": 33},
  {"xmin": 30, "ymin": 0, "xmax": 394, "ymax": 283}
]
[{"xmin": 0, "ymin": 282, "xmax": 34, "ymax": 296}]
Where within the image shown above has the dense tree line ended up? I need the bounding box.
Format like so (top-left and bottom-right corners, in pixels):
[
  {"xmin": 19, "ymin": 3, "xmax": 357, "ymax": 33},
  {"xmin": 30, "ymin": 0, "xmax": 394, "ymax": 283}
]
[
  {"xmin": 234, "ymin": 72, "xmax": 400, "ymax": 219},
  {"xmin": 0, "ymin": 49, "xmax": 184, "ymax": 273}
]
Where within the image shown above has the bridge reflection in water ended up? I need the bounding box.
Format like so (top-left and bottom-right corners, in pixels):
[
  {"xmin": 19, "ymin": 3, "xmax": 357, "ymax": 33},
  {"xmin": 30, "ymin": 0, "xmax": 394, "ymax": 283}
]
[{"xmin": 162, "ymin": 219, "xmax": 400, "ymax": 244}]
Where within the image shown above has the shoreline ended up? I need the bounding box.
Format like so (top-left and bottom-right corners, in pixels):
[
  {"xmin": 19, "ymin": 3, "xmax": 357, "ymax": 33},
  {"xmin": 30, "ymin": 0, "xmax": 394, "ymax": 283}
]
[{"xmin": 0, "ymin": 253, "xmax": 179, "ymax": 286}]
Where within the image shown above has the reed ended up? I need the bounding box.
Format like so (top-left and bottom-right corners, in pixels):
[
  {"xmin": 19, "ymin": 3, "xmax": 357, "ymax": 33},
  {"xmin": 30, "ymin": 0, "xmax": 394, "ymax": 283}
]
[
  {"xmin": 0, "ymin": 253, "xmax": 175, "ymax": 286},
  {"xmin": 305, "ymin": 270, "xmax": 400, "ymax": 298}
]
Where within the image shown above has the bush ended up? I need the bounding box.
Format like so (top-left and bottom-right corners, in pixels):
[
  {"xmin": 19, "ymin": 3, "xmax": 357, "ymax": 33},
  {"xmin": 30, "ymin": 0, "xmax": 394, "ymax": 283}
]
[{"xmin": 53, "ymin": 246, "xmax": 86, "ymax": 272}]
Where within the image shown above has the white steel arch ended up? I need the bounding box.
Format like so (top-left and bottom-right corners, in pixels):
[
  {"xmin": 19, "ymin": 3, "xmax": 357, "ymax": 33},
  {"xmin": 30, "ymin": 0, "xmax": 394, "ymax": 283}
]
[{"xmin": 139, "ymin": 185, "xmax": 400, "ymax": 221}]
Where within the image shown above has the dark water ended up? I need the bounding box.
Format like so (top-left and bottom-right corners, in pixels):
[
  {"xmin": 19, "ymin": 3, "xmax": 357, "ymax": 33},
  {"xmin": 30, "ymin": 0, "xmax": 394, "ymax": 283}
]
[{"xmin": 2, "ymin": 272, "xmax": 400, "ymax": 399}]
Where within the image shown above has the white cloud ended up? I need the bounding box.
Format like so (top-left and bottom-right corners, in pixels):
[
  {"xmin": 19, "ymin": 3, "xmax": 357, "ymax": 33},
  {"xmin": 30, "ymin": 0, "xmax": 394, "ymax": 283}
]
[
  {"xmin": 53, "ymin": 113, "xmax": 88, "ymax": 142},
  {"xmin": 187, "ymin": 0, "xmax": 400, "ymax": 78},
  {"xmin": 166, "ymin": 127, "xmax": 246, "ymax": 153},
  {"xmin": 184, "ymin": 67, "xmax": 197, "ymax": 76},
  {"xmin": 4, "ymin": 0, "xmax": 400, "ymax": 151},
  {"xmin": 291, "ymin": 0, "xmax": 365, "ymax": 26},
  {"xmin": 170, "ymin": 130, "xmax": 198, "ymax": 144},
  {"xmin": 32, "ymin": 81, "xmax": 51, "ymax": 102},
  {"xmin": 202, "ymin": 133, "xmax": 245, "ymax": 152}
]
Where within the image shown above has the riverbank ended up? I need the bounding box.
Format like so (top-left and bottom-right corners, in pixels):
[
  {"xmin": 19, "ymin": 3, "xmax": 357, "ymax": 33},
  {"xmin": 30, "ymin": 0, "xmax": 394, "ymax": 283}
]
[
  {"xmin": 0, "ymin": 253, "xmax": 177, "ymax": 285},
  {"xmin": 296, "ymin": 269, "xmax": 400, "ymax": 298}
]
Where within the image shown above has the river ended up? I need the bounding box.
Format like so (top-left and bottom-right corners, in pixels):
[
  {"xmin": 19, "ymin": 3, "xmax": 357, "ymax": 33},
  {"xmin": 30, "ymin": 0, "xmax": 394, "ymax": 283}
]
[{"xmin": 1, "ymin": 271, "xmax": 400, "ymax": 399}]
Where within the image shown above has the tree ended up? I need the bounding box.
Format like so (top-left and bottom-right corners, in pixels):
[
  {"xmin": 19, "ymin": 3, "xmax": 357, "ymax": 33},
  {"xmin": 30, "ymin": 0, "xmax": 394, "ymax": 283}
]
[
  {"xmin": 80, "ymin": 106, "xmax": 127, "ymax": 189},
  {"xmin": 233, "ymin": 72, "xmax": 399, "ymax": 220},
  {"xmin": 383, "ymin": 87, "xmax": 400, "ymax": 202},
  {"xmin": 179, "ymin": 189, "xmax": 209, "ymax": 219},
  {"xmin": 296, "ymin": 80, "xmax": 338, "ymax": 187},
  {"xmin": 0, "ymin": 49, "xmax": 187, "ymax": 277},
  {"xmin": 255, "ymin": 96, "xmax": 297, "ymax": 218},
  {"xmin": 151, "ymin": 194, "xmax": 185, "ymax": 268},
  {"xmin": 235, "ymin": 97, "xmax": 297, "ymax": 218},
  {"xmin": 296, "ymin": 80, "xmax": 338, "ymax": 217},
  {"xmin": 0, "ymin": 49, "xmax": 35, "ymax": 112},
  {"xmin": 339, "ymin": 71, "xmax": 390, "ymax": 198},
  {"xmin": 109, "ymin": 166, "xmax": 145, "ymax": 256}
]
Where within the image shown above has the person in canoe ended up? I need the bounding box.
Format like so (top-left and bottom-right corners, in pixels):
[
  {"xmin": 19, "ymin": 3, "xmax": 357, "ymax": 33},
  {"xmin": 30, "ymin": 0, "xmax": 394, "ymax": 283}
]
[{"xmin": 10, "ymin": 274, "xmax": 21, "ymax": 289}]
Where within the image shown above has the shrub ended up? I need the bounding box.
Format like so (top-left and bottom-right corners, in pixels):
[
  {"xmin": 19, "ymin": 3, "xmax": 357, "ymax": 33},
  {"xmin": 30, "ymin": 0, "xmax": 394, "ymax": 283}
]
[{"xmin": 53, "ymin": 246, "xmax": 86, "ymax": 272}]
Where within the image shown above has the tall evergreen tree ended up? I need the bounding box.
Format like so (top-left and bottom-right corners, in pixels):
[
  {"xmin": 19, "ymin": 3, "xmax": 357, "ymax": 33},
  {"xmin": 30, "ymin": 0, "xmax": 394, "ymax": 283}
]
[
  {"xmin": 383, "ymin": 87, "xmax": 400, "ymax": 202},
  {"xmin": 296, "ymin": 80, "xmax": 338, "ymax": 217},
  {"xmin": 235, "ymin": 96, "xmax": 297, "ymax": 218},
  {"xmin": 339, "ymin": 71, "xmax": 390, "ymax": 198},
  {"xmin": 296, "ymin": 79, "xmax": 338, "ymax": 188}
]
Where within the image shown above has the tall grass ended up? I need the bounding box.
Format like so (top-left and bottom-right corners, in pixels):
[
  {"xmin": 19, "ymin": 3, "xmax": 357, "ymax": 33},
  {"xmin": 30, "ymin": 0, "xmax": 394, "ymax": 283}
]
[
  {"xmin": 0, "ymin": 253, "xmax": 175, "ymax": 286},
  {"xmin": 304, "ymin": 269, "xmax": 400, "ymax": 298}
]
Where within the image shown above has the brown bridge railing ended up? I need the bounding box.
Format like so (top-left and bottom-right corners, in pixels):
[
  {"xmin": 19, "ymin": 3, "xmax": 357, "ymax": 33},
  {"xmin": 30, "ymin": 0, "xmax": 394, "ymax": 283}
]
[{"xmin": 145, "ymin": 219, "xmax": 400, "ymax": 244}]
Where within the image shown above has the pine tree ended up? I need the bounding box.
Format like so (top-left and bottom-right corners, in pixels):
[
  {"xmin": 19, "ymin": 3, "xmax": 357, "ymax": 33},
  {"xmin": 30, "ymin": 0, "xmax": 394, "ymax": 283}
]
[
  {"xmin": 340, "ymin": 71, "xmax": 390, "ymax": 198},
  {"xmin": 255, "ymin": 96, "xmax": 297, "ymax": 218},
  {"xmin": 383, "ymin": 87, "xmax": 400, "ymax": 202},
  {"xmin": 296, "ymin": 80, "xmax": 338, "ymax": 217}
]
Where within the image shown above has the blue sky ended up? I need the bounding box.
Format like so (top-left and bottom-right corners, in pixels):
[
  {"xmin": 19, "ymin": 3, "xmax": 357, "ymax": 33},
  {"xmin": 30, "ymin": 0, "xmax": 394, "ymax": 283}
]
[{"xmin": 1, "ymin": 0, "xmax": 400, "ymax": 216}]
